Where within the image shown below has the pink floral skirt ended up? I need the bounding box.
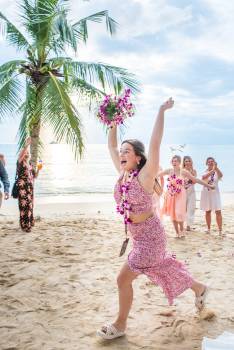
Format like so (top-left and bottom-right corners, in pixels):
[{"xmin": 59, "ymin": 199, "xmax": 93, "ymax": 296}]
[{"xmin": 128, "ymin": 215, "xmax": 194, "ymax": 305}]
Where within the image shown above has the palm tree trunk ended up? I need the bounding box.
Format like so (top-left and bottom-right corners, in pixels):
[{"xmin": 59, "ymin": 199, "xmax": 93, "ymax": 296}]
[{"xmin": 30, "ymin": 119, "xmax": 41, "ymax": 168}]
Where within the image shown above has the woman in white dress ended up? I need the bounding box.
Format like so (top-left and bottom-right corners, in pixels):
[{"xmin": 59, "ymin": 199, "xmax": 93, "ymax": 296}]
[
  {"xmin": 200, "ymin": 157, "xmax": 223, "ymax": 236},
  {"xmin": 183, "ymin": 156, "xmax": 197, "ymax": 231}
]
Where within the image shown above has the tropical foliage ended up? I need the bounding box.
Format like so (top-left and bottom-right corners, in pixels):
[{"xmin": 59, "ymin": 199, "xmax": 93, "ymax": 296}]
[{"xmin": 0, "ymin": 0, "xmax": 139, "ymax": 165}]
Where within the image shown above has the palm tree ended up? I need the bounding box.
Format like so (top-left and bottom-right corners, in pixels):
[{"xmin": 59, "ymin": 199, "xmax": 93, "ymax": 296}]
[{"xmin": 0, "ymin": 0, "xmax": 139, "ymax": 166}]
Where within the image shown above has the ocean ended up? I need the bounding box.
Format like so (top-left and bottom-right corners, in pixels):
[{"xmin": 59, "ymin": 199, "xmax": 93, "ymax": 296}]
[{"xmin": 0, "ymin": 143, "xmax": 233, "ymax": 199}]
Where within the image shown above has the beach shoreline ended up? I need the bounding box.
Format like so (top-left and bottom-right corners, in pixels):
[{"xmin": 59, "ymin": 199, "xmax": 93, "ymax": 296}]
[{"xmin": 0, "ymin": 191, "xmax": 233, "ymax": 219}]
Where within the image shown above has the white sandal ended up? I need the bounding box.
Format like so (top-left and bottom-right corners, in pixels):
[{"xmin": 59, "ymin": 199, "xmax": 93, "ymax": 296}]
[
  {"xmin": 97, "ymin": 323, "xmax": 125, "ymax": 340},
  {"xmin": 195, "ymin": 286, "xmax": 209, "ymax": 311}
]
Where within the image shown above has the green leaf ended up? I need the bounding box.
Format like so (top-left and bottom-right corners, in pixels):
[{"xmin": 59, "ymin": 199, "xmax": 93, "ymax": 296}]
[
  {"xmin": 0, "ymin": 60, "xmax": 26, "ymax": 82},
  {"xmin": 0, "ymin": 76, "xmax": 22, "ymax": 120},
  {"xmin": 0, "ymin": 1, "xmax": 141, "ymax": 163},
  {"xmin": 69, "ymin": 77, "xmax": 105, "ymax": 110},
  {"xmin": 68, "ymin": 61, "xmax": 140, "ymax": 95},
  {"xmin": 72, "ymin": 10, "xmax": 118, "ymax": 43},
  {"xmin": 41, "ymin": 73, "xmax": 84, "ymax": 159},
  {"xmin": 0, "ymin": 11, "xmax": 30, "ymax": 50}
]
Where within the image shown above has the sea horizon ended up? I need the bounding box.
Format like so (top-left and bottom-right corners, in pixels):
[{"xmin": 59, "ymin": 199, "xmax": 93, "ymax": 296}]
[{"xmin": 0, "ymin": 143, "xmax": 233, "ymax": 201}]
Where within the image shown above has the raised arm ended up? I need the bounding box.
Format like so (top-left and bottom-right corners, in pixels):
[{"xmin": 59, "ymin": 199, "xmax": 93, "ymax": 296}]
[
  {"xmin": 202, "ymin": 169, "xmax": 214, "ymax": 180},
  {"xmin": 214, "ymin": 162, "xmax": 223, "ymax": 179},
  {"xmin": 182, "ymin": 169, "xmax": 214, "ymax": 189},
  {"xmin": 142, "ymin": 98, "xmax": 174, "ymax": 179},
  {"xmin": 108, "ymin": 125, "xmax": 120, "ymax": 173},
  {"xmin": 18, "ymin": 137, "xmax": 31, "ymax": 163}
]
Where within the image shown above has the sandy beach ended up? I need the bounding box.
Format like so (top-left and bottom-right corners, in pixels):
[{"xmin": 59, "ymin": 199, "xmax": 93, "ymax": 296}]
[{"xmin": 0, "ymin": 199, "xmax": 234, "ymax": 350}]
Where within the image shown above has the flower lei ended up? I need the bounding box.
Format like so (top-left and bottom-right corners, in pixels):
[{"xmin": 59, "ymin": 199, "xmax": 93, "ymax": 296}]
[
  {"xmin": 97, "ymin": 89, "xmax": 135, "ymax": 128},
  {"xmin": 167, "ymin": 173, "xmax": 183, "ymax": 196},
  {"xmin": 184, "ymin": 178, "xmax": 193, "ymax": 190},
  {"xmin": 207, "ymin": 171, "xmax": 215, "ymax": 191},
  {"xmin": 117, "ymin": 169, "xmax": 139, "ymax": 224}
]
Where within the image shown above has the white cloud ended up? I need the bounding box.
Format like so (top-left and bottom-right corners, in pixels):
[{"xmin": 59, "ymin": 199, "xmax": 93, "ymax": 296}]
[
  {"xmin": 114, "ymin": 0, "xmax": 193, "ymax": 39},
  {"xmin": 165, "ymin": 1, "xmax": 234, "ymax": 63},
  {"xmin": 1, "ymin": 0, "xmax": 234, "ymax": 144}
]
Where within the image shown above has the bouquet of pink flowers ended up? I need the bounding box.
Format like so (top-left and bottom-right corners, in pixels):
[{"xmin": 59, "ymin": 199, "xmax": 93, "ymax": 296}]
[
  {"xmin": 167, "ymin": 174, "xmax": 183, "ymax": 196},
  {"xmin": 97, "ymin": 89, "xmax": 135, "ymax": 127}
]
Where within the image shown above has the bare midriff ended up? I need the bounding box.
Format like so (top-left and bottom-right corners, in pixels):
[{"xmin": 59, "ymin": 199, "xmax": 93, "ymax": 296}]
[{"xmin": 129, "ymin": 211, "xmax": 154, "ymax": 224}]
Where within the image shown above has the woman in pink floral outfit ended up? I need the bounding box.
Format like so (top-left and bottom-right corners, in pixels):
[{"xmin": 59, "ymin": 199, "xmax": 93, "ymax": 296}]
[
  {"xmin": 97, "ymin": 98, "xmax": 212, "ymax": 340},
  {"xmin": 17, "ymin": 137, "xmax": 40, "ymax": 232}
]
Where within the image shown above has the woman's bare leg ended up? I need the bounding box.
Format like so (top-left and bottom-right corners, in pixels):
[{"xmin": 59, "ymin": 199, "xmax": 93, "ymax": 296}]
[
  {"xmin": 172, "ymin": 220, "xmax": 180, "ymax": 237},
  {"xmin": 215, "ymin": 210, "xmax": 222, "ymax": 233},
  {"xmin": 179, "ymin": 221, "xmax": 185, "ymax": 236},
  {"xmin": 191, "ymin": 280, "xmax": 206, "ymax": 296},
  {"xmin": 205, "ymin": 210, "xmax": 211, "ymax": 232},
  {"xmin": 102, "ymin": 263, "xmax": 138, "ymax": 332}
]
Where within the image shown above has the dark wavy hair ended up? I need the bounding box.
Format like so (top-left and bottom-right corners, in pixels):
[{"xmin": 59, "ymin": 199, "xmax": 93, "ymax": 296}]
[
  {"xmin": 121, "ymin": 139, "xmax": 147, "ymax": 170},
  {"xmin": 206, "ymin": 156, "xmax": 215, "ymax": 165}
]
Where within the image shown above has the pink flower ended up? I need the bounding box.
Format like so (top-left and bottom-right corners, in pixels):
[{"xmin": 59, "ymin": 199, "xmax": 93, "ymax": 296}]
[
  {"xmin": 97, "ymin": 89, "xmax": 135, "ymax": 128},
  {"xmin": 18, "ymin": 179, "xmax": 25, "ymax": 186},
  {"xmin": 19, "ymin": 189, "xmax": 26, "ymax": 196},
  {"xmin": 20, "ymin": 199, "xmax": 27, "ymax": 207}
]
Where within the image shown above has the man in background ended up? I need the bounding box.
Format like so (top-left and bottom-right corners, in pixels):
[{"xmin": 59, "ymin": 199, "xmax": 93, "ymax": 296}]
[{"xmin": 0, "ymin": 154, "xmax": 10, "ymax": 208}]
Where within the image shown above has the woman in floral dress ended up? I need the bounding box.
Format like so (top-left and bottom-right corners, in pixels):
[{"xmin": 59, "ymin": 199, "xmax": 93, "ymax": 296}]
[
  {"xmin": 97, "ymin": 99, "xmax": 213, "ymax": 340},
  {"xmin": 17, "ymin": 137, "xmax": 41, "ymax": 232},
  {"xmin": 160, "ymin": 155, "xmax": 211, "ymax": 238}
]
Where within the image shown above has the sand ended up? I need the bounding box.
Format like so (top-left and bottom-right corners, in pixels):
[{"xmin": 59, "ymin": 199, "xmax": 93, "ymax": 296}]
[{"xmin": 0, "ymin": 200, "xmax": 234, "ymax": 350}]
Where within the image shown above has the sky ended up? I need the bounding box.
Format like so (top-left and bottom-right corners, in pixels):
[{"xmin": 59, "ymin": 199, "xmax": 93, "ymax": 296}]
[{"xmin": 0, "ymin": 0, "xmax": 234, "ymax": 145}]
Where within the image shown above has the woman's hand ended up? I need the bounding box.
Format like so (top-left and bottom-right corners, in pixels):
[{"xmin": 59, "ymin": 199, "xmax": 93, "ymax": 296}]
[
  {"xmin": 208, "ymin": 184, "xmax": 215, "ymax": 190},
  {"xmin": 160, "ymin": 97, "xmax": 174, "ymax": 111}
]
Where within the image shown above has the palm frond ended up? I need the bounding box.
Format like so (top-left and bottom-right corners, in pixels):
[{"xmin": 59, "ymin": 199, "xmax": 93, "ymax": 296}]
[
  {"xmin": 51, "ymin": 12, "xmax": 78, "ymax": 53},
  {"xmin": 67, "ymin": 61, "xmax": 140, "ymax": 95},
  {"xmin": 0, "ymin": 60, "xmax": 26, "ymax": 82},
  {"xmin": 20, "ymin": 0, "xmax": 68, "ymax": 59},
  {"xmin": 41, "ymin": 73, "xmax": 84, "ymax": 159},
  {"xmin": 0, "ymin": 11, "xmax": 30, "ymax": 50},
  {"xmin": 72, "ymin": 10, "xmax": 118, "ymax": 43},
  {"xmin": 19, "ymin": 0, "xmax": 35, "ymax": 37},
  {"xmin": 17, "ymin": 81, "xmax": 37, "ymax": 150},
  {"xmin": 69, "ymin": 77, "xmax": 105, "ymax": 109},
  {"xmin": 0, "ymin": 75, "xmax": 22, "ymax": 121}
]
